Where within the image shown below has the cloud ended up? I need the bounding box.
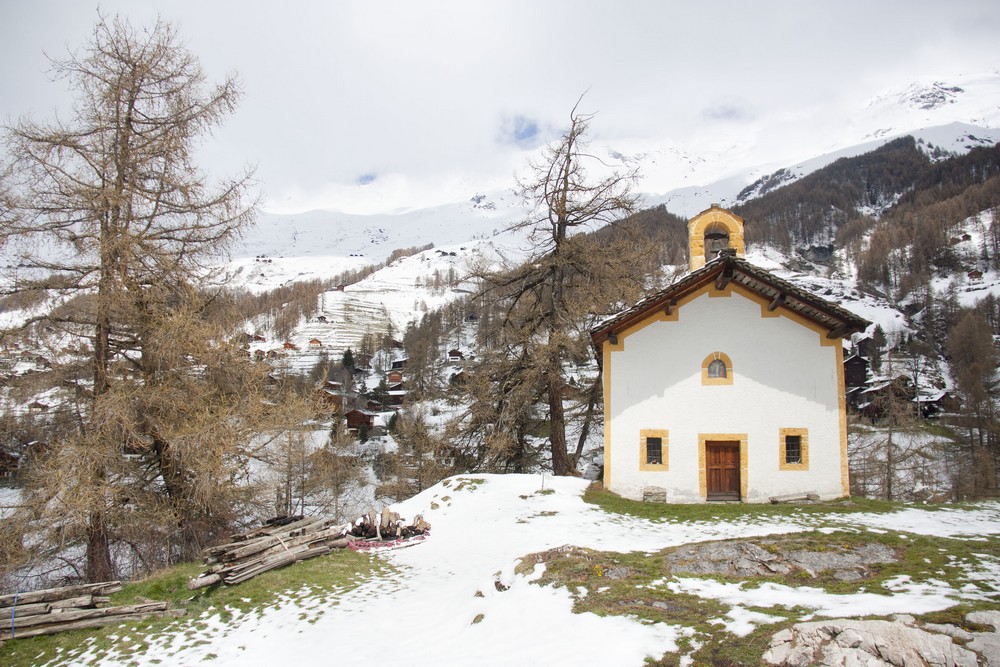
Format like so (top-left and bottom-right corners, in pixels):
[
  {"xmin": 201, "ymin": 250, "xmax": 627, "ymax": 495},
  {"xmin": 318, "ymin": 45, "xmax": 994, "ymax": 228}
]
[
  {"xmin": 702, "ymin": 105, "xmax": 755, "ymax": 123},
  {"xmin": 499, "ymin": 114, "xmax": 545, "ymax": 148},
  {"xmin": 3, "ymin": 0, "xmax": 999, "ymax": 215}
]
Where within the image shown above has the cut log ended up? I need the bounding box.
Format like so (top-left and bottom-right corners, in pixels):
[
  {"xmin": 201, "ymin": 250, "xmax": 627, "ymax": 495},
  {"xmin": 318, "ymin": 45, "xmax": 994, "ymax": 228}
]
[
  {"xmin": 211, "ymin": 516, "xmax": 327, "ymax": 554},
  {"xmin": 0, "ymin": 582, "xmax": 122, "ymax": 608},
  {"xmin": 2, "ymin": 609, "xmax": 184, "ymax": 640},
  {"xmin": 0, "ymin": 601, "xmax": 52, "ymax": 618},
  {"xmin": 0, "ymin": 594, "xmax": 105, "ymax": 619},
  {"xmin": 194, "ymin": 510, "xmax": 429, "ymax": 588},
  {"xmin": 10, "ymin": 602, "xmax": 169, "ymax": 630},
  {"xmin": 220, "ymin": 523, "xmax": 349, "ymax": 563},
  {"xmin": 187, "ymin": 573, "xmax": 222, "ymax": 591},
  {"xmin": 209, "ymin": 518, "xmax": 345, "ymax": 562},
  {"xmin": 223, "ymin": 551, "xmax": 298, "ymax": 585}
]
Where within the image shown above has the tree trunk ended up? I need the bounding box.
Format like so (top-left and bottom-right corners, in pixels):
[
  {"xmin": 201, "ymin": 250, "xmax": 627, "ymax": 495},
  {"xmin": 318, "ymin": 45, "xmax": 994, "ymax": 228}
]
[
  {"xmin": 572, "ymin": 374, "xmax": 602, "ymax": 468},
  {"xmin": 548, "ymin": 374, "xmax": 570, "ymax": 476},
  {"xmin": 885, "ymin": 427, "xmax": 893, "ymax": 501},
  {"xmin": 86, "ymin": 507, "xmax": 114, "ymax": 583}
]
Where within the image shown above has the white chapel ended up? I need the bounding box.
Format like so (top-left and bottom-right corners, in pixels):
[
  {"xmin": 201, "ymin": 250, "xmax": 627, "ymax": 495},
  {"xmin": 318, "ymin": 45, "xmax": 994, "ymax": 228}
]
[{"xmin": 590, "ymin": 205, "xmax": 869, "ymax": 503}]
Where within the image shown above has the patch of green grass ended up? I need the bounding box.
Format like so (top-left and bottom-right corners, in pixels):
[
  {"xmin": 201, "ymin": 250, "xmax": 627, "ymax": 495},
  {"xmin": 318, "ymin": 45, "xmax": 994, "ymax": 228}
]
[
  {"xmin": 452, "ymin": 478, "xmax": 484, "ymax": 492},
  {"xmin": 0, "ymin": 549, "xmax": 385, "ymax": 667},
  {"xmin": 583, "ymin": 483, "xmax": 905, "ymax": 523},
  {"xmin": 518, "ymin": 528, "xmax": 1000, "ymax": 666}
]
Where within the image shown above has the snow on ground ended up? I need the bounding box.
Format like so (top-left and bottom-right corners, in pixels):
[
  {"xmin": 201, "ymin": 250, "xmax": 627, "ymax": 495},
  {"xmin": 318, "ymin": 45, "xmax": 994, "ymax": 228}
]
[
  {"xmin": 0, "ymin": 483, "xmax": 21, "ymax": 519},
  {"xmin": 834, "ymin": 502, "xmax": 1000, "ymax": 538},
  {"xmin": 665, "ymin": 575, "xmax": 975, "ymax": 621},
  {"xmin": 70, "ymin": 475, "xmax": 1000, "ymax": 667}
]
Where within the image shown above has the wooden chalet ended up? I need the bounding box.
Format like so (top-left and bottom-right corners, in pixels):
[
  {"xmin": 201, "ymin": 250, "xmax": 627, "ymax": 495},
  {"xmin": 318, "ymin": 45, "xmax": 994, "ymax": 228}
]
[
  {"xmin": 843, "ymin": 354, "xmax": 870, "ymax": 389},
  {"xmin": 856, "ymin": 375, "xmax": 916, "ymax": 421},
  {"xmin": 345, "ymin": 409, "xmax": 376, "ymax": 433},
  {"xmin": 913, "ymin": 390, "xmax": 959, "ymax": 419},
  {"xmin": 317, "ymin": 392, "xmax": 343, "ymax": 413}
]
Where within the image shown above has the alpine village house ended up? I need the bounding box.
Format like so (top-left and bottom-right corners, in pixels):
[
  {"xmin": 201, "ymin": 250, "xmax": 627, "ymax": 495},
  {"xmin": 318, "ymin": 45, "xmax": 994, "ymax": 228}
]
[{"xmin": 590, "ymin": 206, "xmax": 870, "ymax": 503}]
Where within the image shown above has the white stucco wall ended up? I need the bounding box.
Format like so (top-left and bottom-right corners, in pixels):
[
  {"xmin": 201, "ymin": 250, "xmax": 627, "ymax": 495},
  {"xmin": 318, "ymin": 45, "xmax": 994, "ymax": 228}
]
[{"xmin": 604, "ymin": 285, "xmax": 847, "ymax": 503}]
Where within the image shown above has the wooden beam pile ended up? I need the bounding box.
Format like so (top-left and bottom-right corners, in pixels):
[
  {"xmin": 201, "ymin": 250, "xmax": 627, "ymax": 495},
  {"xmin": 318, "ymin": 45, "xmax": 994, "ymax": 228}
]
[
  {"xmin": 0, "ymin": 581, "xmax": 181, "ymax": 641},
  {"xmin": 188, "ymin": 510, "xmax": 430, "ymax": 590}
]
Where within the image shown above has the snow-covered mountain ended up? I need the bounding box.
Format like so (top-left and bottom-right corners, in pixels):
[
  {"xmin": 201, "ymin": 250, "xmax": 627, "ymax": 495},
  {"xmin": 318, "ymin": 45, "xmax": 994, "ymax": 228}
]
[
  {"xmin": 240, "ymin": 73, "xmax": 1000, "ymax": 265},
  {"xmin": 227, "ymin": 73, "xmax": 1000, "ymax": 353}
]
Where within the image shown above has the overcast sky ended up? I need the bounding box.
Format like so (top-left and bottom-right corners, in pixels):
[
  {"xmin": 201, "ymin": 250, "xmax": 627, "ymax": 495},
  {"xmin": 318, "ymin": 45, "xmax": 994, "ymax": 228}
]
[{"xmin": 2, "ymin": 1, "xmax": 999, "ymax": 215}]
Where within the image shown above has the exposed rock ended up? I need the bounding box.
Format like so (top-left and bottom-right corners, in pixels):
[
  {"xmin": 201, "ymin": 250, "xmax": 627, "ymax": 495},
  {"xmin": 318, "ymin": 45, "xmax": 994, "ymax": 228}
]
[
  {"xmin": 966, "ymin": 611, "xmax": 1000, "ymax": 666},
  {"xmin": 664, "ymin": 540, "xmax": 897, "ymax": 580},
  {"xmin": 923, "ymin": 623, "xmax": 974, "ymax": 642},
  {"xmin": 763, "ymin": 618, "xmax": 986, "ymax": 667},
  {"xmin": 602, "ymin": 565, "xmax": 633, "ymax": 580}
]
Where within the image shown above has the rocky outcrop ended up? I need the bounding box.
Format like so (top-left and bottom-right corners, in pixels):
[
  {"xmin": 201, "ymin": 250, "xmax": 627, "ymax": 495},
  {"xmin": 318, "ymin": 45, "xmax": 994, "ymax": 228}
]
[
  {"xmin": 663, "ymin": 540, "xmax": 898, "ymax": 581},
  {"xmin": 763, "ymin": 612, "xmax": 1000, "ymax": 666}
]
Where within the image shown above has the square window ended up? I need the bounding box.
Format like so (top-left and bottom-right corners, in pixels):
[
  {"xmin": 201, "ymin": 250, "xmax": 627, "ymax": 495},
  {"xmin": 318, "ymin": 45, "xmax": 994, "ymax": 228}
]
[
  {"xmin": 646, "ymin": 437, "xmax": 662, "ymax": 465},
  {"xmin": 785, "ymin": 435, "xmax": 802, "ymax": 464},
  {"xmin": 640, "ymin": 429, "xmax": 668, "ymax": 470}
]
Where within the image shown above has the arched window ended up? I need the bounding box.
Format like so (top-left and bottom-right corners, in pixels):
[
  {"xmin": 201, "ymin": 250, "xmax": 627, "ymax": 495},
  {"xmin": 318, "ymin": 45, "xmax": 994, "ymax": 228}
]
[{"xmin": 702, "ymin": 352, "xmax": 733, "ymax": 385}]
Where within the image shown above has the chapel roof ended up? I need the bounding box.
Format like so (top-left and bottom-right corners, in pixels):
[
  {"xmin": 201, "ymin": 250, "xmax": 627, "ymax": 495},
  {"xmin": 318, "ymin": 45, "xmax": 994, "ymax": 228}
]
[{"xmin": 590, "ymin": 249, "xmax": 871, "ymax": 347}]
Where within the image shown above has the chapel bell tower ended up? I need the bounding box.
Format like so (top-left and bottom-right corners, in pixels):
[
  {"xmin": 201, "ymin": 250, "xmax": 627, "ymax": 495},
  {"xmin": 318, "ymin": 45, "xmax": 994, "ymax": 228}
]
[{"xmin": 687, "ymin": 205, "xmax": 746, "ymax": 271}]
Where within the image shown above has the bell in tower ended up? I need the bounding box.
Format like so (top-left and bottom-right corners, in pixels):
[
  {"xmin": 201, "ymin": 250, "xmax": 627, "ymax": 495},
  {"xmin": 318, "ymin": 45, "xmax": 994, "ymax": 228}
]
[{"xmin": 687, "ymin": 205, "xmax": 746, "ymax": 271}]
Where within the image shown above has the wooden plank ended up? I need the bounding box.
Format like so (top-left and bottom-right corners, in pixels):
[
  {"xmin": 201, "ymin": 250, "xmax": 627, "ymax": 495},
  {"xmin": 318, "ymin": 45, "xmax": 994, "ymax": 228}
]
[
  {"xmin": 0, "ymin": 601, "xmax": 52, "ymax": 618},
  {"xmin": 212, "ymin": 517, "xmax": 341, "ymax": 561},
  {"xmin": 0, "ymin": 582, "xmax": 121, "ymax": 608},
  {"xmin": 2, "ymin": 609, "xmax": 184, "ymax": 640},
  {"xmin": 10, "ymin": 602, "xmax": 169, "ymax": 630},
  {"xmin": 221, "ymin": 523, "xmax": 348, "ymax": 563},
  {"xmin": 0, "ymin": 595, "xmax": 102, "ymax": 619}
]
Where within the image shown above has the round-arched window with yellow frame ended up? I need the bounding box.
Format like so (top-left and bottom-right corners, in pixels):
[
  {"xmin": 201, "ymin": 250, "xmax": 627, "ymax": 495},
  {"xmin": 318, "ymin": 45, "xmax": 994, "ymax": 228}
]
[{"xmin": 702, "ymin": 351, "xmax": 733, "ymax": 385}]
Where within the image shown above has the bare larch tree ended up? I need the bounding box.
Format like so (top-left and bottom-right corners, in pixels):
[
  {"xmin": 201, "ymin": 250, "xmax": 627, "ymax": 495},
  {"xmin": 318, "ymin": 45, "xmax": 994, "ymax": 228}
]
[
  {"xmin": 471, "ymin": 102, "xmax": 655, "ymax": 476},
  {"xmin": 0, "ymin": 15, "xmax": 266, "ymax": 582}
]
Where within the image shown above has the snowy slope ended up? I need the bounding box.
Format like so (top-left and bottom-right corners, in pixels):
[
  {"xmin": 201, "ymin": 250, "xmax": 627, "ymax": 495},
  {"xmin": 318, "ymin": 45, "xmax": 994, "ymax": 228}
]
[
  {"xmin": 61, "ymin": 474, "xmax": 1000, "ymax": 667},
  {"xmin": 231, "ymin": 119, "xmax": 998, "ymax": 354},
  {"xmin": 224, "ymin": 72, "xmax": 1000, "ymax": 352},
  {"xmin": 613, "ymin": 72, "xmax": 1000, "ymax": 216}
]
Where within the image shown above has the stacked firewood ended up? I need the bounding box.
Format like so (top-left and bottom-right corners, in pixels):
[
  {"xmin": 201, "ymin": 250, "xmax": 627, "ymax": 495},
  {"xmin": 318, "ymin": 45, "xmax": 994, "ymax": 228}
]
[
  {"xmin": 0, "ymin": 581, "xmax": 181, "ymax": 641},
  {"xmin": 188, "ymin": 509, "xmax": 430, "ymax": 590},
  {"xmin": 348, "ymin": 508, "xmax": 431, "ymax": 541}
]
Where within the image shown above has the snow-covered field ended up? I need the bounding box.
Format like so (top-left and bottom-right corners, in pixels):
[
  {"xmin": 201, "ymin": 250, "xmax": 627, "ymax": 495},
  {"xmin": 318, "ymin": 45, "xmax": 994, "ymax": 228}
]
[{"xmin": 61, "ymin": 474, "xmax": 1000, "ymax": 667}]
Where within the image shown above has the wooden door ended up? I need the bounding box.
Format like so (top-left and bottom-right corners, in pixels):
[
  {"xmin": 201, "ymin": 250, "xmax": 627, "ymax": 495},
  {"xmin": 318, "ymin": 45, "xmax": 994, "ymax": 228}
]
[{"xmin": 706, "ymin": 441, "xmax": 740, "ymax": 500}]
